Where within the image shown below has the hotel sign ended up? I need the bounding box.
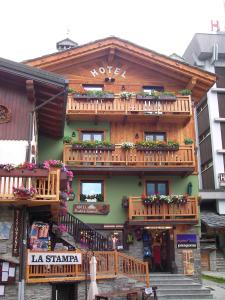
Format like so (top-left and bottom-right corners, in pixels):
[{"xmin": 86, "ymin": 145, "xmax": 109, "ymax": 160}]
[
  {"xmin": 74, "ymin": 203, "xmax": 110, "ymax": 215},
  {"xmin": 28, "ymin": 252, "xmax": 82, "ymax": 265},
  {"xmin": 219, "ymin": 173, "xmax": 225, "ymax": 186},
  {"xmin": 90, "ymin": 66, "xmax": 127, "ymax": 78}
]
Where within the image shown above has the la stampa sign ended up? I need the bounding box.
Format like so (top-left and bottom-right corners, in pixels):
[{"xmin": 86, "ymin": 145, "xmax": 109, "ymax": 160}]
[{"xmin": 28, "ymin": 252, "xmax": 82, "ymax": 265}]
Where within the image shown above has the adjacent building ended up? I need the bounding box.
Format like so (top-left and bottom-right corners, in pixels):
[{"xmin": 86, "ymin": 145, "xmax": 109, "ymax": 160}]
[{"xmin": 184, "ymin": 32, "xmax": 225, "ymax": 270}]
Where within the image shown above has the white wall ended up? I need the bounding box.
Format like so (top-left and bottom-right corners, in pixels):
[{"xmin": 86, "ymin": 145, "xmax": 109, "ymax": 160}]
[{"xmin": 0, "ymin": 140, "xmax": 28, "ymax": 164}]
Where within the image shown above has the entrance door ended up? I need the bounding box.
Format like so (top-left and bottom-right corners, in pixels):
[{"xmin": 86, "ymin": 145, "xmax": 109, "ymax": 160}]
[{"xmin": 52, "ymin": 283, "xmax": 78, "ymax": 300}]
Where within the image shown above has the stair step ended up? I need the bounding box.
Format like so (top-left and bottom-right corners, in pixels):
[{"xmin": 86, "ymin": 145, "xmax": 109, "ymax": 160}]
[
  {"xmin": 157, "ymin": 294, "xmax": 213, "ymax": 299},
  {"xmin": 155, "ymin": 283, "xmax": 202, "ymax": 289},
  {"xmin": 157, "ymin": 289, "xmax": 211, "ymax": 295},
  {"xmin": 150, "ymin": 279, "xmax": 194, "ymax": 285}
]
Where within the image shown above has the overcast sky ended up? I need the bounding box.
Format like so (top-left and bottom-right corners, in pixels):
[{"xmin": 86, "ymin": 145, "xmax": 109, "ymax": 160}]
[{"xmin": 0, "ymin": 0, "xmax": 224, "ymax": 62}]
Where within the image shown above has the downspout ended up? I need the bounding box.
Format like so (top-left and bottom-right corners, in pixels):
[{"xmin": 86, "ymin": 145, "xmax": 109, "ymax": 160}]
[{"xmin": 19, "ymin": 86, "xmax": 68, "ymax": 300}]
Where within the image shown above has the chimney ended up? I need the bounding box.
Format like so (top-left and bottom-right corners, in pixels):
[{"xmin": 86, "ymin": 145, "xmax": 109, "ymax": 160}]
[{"xmin": 56, "ymin": 38, "xmax": 78, "ymax": 51}]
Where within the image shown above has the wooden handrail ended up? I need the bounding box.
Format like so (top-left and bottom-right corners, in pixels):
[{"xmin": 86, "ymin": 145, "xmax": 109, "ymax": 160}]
[
  {"xmin": 26, "ymin": 250, "xmax": 149, "ymax": 287},
  {"xmin": 63, "ymin": 144, "xmax": 195, "ymax": 169},
  {"xmin": 67, "ymin": 95, "xmax": 192, "ymax": 116},
  {"xmin": 128, "ymin": 196, "xmax": 198, "ymax": 222},
  {"xmin": 0, "ymin": 169, "xmax": 60, "ymax": 202}
]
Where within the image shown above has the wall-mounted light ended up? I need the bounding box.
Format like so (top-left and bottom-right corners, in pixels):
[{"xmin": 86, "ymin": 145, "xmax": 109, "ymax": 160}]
[
  {"xmin": 135, "ymin": 133, "xmax": 139, "ymax": 139},
  {"xmin": 105, "ymin": 77, "xmax": 115, "ymax": 83},
  {"xmin": 121, "ymin": 85, "xmax": 125, "ymax": 91},
  {"xmin": 72, "ymin": 131, "xmax": 76, "ymax": 137}
]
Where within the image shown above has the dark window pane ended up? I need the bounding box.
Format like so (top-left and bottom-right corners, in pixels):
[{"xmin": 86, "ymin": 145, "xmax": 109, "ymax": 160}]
[
  {"xmin": 146, "ymin": 183, "xmax": 155, "ymax": 195},
  {"xmin": 157, "ymin": 183, "xmax": 166, "ymax": 195}
]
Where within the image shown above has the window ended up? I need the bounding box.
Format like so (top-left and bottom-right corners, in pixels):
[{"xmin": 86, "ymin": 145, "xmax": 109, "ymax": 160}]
[
  {"xmin": 146, "ymin": 181, "xmax": 168, "ymax": 195},
  {"xmin": 145, "ymin": 132, "xmax": 166, "ymax": 142},
  {"xmin": 81, "ymin": 131, "xmax": 103, "ymax": 142},
  {"xmin": 80, "ymin": 181, "xmax": 104, "ymax": 202},
  {"xmin": 82, "ymin": 84, "xmax": 103, "ymax": 91},
  {"xmin": 143, "ymin": 86, "xmax": 164, "ymax": 93}
]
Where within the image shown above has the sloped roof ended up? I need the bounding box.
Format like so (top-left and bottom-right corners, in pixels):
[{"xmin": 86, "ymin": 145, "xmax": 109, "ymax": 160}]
[
  {"xmin": 0, "ymin": 57, "xmax": 68, "ymax": 137},
  {"xmin": 201, "ymin": 211, "xmax": 225, "ymax": 229},
  {"xmin": 24, "ymin": 36, "xmax": 216, "ymax": 101}
]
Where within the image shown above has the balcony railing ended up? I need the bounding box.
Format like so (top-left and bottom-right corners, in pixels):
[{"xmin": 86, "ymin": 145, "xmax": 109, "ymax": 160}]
[
  {"xmin": 0, "ymin": 169, "xmax": 60, "ymax": 203},
  {"xmin": 67, "ymin": 95, "xmax": 192, "ymax": 119},
  {"xmin": 63, "ymin": 144, "xmax": 195, "ymax": 170},
  {"xmin": 26, "ymin": 250, "xmax": 149, "ymax": 286},
  {"xmin": 128, "ymin": 196, "xmax": 198, "ymax": 223}
]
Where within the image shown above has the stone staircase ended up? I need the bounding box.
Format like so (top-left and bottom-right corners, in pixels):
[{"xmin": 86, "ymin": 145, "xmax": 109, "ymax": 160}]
[
  {"xmin": 216, "ymin": 250, "xmax": 225, "ymax": 272},
  {"xmin": 150, "ymin": 273, "xmax": 213, "ymax": 300}
]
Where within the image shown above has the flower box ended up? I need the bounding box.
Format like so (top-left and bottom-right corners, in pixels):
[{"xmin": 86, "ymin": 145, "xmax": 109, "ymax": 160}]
[
  {"xmin": 73, "ymin": 94, "xmax": 114, "ymax": 100},
  {"xmin": 158, "ymin": 95, "xmax": 176, "ymax": 101},
  {"xmin": 72, "ymin": 144, "xmax": 115, "ymax": 151},
  {"xmin": 136, "ymin": 145, "xmax": 179, "ymax": 151},
  {"xmin": 0, "ymin": 168, "xmax": 49, "ymax": 178},
  {"xmin": 136, "ymin": 95, "xmax": 158, "ymax": 101}
]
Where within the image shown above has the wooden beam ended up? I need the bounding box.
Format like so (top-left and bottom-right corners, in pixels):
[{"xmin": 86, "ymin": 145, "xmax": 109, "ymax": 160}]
[
  {"xmin": 186, "ymin": 77, "xmax": 197, "ymax": 90},
  {"xmin": 108, "ymin": 47, "xmax": 115, "ymax": 63},
  {"xmin": 26, "ymin": 80, "xmax": 35, "ymax": 102}
]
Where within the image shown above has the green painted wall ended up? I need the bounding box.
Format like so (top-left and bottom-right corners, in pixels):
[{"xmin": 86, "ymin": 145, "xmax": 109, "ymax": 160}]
[
  {"xmin": 38, "ymin": 121, "xmax": 111, "ymax": 162},
  {"xmin": 68, "ymin": 174, "xmax": 199, "ymax": 224}
]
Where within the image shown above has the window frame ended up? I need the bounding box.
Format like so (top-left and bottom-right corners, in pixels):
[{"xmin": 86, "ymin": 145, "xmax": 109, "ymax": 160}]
[
  {"xmin": 82, "ymin": 84, "xmax": 103, "ymax": 91},
  {"xmin": 145, "ymin": 181, "xmax": 169, "ymax": 196},
  {"xmin": 81, "ymin": 131, "xmax": 104, "ymax": 142},
  {"xmin": 144, "ymin": 132, "xmax": 166, "ymax": 142},
  {"xmin": 79, "ymin": 179, "xmax": 105, "ymax": 202}
]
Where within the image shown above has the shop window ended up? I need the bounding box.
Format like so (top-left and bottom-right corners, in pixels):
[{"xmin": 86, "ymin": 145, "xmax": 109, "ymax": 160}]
[
  {"xmin": 143, "ymin": 86, "xmax": 164, "ymax": 93},
  {"xmin": 80, "ymin": 181, "xmax": 104, "ymax": 202},
  {"xmin": 146, "ymin": 181, "xmax": 168, "ymax": 195},
  {"xmin": 81, "ymin": 131, "xmax": 103, "ymax": 142},
  {"xmin": 145, "ymin": 132, "xmax": 166, "ymax": 142},
  {"xmin": 82, "ymin": 84, "xmax": 103, "ymax": 91}
]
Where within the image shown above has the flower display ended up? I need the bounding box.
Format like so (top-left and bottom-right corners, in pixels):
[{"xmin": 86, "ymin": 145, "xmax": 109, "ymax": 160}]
[
  {"xmin": 136, "ymin": 140, "xmax": 179, "ymax": 150},
  {"xmin": 42, "ymin": 160, "xmax": 64, "ymax": 169},
  {"xmin": 57, "ymin": 224, "xmax": 68, "ymax": 233},
  {"xmin": 121, "ymin": 142, "xmax": 134, "ymax": 150},
  {"xmin": 141, "ymin": 193, "xmax": 187, "ymax": 205},
  {"xmin": 13, "ymin": 186, "xmax": 36, "ymax": 198}
]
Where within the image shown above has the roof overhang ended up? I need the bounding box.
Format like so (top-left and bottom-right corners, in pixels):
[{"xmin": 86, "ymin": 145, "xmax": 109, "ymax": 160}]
[
  {"xmin": 201, "ymin": 211, "xmax": 225, "ymax": 231},
  {"xmin": 24, "ymin": 36, "xmax": 216, "ymax": 102},
  {"xmin": 0, "ymin": 57, "xmax": 68, "ymax": 137}
]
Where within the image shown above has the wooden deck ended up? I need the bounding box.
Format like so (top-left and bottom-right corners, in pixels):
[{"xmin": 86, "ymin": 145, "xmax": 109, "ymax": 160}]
[
  {"xmin": 63, "ymin": 144, "xmax": 195, "ymax": 172},
  {"xmin": 67, "ymin": 95, "xmax": 192, "ymax": 122},
  {"xmin": 26, "ymin": 250, "xmax": 149, "ymax": 286},
  {"xmin": 128, "ymin": 196, "xmax": 198, "ymax": 223},
  {"xmin": 0, "ymin": 169, "xmax": 60, "ymax": 205}
]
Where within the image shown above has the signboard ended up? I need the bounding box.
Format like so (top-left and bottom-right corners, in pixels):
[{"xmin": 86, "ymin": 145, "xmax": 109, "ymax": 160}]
[
  {"xmin": 90, "ymin": 66, "xmax": 127, "ymax": 78},
  {"xmin": 177, "ymin": 234, "xmax": 197, "ymax": 249},
  {"xmin": 12, "ymin": 209, "xmax": 22, "ymax": 257},
  {"xmin": 74, "ymin": 203, "xmax": 110, "ymax": 215},
  {"xmin": 28, "ymin": 252, "xmax": 82, "ymax": 265},
  {"xmin": 219, "ymin": 173, "xmax": 225, "ymax": 186}
]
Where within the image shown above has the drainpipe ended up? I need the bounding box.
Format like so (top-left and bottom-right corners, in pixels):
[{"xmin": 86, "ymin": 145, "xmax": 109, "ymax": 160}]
[{"xmin": 18, "ymin": 86, "xmax": 68, "ymax": 300}]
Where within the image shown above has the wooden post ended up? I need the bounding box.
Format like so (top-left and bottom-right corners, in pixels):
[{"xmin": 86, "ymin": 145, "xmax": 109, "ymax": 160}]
[
  {"xmin": 56, "ymin": 169, "xmax": 60, "ymax": 201},
  {"xmin": 145, "ymin": 262, "xmax": 150, "ymax": 288},
  {"xmin": 26, "ymin": 250, "xmax": 29, "ymax": 283},
  {"xmin": 114, "ymin": 250, "xmax": 118, "ymax": 275},
  {"xmin": 128, "ymin": 197, "xmax": 133, "ymax": 220}
]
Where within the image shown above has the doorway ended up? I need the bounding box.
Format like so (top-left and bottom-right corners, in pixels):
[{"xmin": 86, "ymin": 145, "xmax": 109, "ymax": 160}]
[
  {"xmin": 52, "ymin": 283, "xmax": 78, "ymax": 300},
  {"xmin": 142, "ymin": 228, "xmax": 174, "ymax": 272}
]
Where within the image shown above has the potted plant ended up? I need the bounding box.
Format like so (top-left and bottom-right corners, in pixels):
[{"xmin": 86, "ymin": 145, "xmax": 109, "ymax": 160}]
[
  {"xmin": 136, "ymin": 91, "xmax": 159, "ymax": 100},
  {"xmin": 184, "ymin": 138, "xmax": 194, "ymax": 145},
  {"xmin": 63, "ymin": 136, "xmax": 73, "ymax": 144},
  {"xmin": 135, "ymin": 140, "xmax": 179, "ymax": 151},
  {"xmin": 72, "ymin": 141, "xmax": 115, "ymax": 151},
  {"xmin": 73, "ymin": 90, "xmax": 114, "ymax": 100},
  {"xmin": 80, "ymin": 193, "xmax": 104, "ymax": 202},
  {"xmin": 121, "ymin": 142, "xmax": 134, "ymax": 150},
  {"xmin": 120, "ymin": 92, "xmax": 134, "ymax": 100},
  {"xmin": 158, "ymin": 91, "xmax": 176, "ymax": 101},
  {"xmin": 13, "ymin": 186, "xmax": 36, "ymax": 200},
  {"xmin": 178, "ymin": 89, "xmax": 192, "ymax": 96}
]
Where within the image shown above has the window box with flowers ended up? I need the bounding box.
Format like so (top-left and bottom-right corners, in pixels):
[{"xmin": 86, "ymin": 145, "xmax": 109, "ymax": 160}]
[
  {"xmin": 141, "ymin": 193, "xmax": 187, "ymax": 206},
  {"xmin": 13, "ymin": 186, "xmax": 36, "ymax": 200},
  {"xmin": 121, "ymin": 142, "xmax": 134, "ymax": 150},
  {"xmin": 72, "ymin": 141, "xmax": 115, "ymax": 151},
  {"xmin": 136, "ymin": 92, "xmax": 159, "ymax": 101},
  {"xmin": 120, "ymin": 92, "xmax": 135, "ymax": 100},
  {"xmin": 0, "ymin": 163, "xmax": 49, "ymax": 177},
  {"xmin": 135, "ymin": 140, "xmax": 179, "ymax": 151},
  {"xmin": 73, "ymin": 90, "xmax": 114, "ymax": 100}
]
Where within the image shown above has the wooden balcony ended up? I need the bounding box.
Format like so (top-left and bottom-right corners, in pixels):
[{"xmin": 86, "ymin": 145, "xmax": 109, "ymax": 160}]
[
  {"xmin": 0, "ymin": 169, "xmax": 60, "ymax": 205},
  {"xmin": 26, "ymin": 250, "xmax": 149, "ymax": 286},
  {"xmin": 63, "ymin": 144, "xmax": 195, "ymax": 175},
  {"xmin": 127, "ymin": 196, "xmax": 198, "ymax": 225},
  {"xmin": 67, "ymin": 95, "xmax": 192, "ymax": 123}
]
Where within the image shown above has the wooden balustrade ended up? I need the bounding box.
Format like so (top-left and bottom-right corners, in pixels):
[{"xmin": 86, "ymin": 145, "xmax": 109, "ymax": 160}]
[
  {"xmin": 128, "ymin": 196, "xmax": 198, "ymax": 223},
  {"xmin": 67, "ymin": 95, "xmax": 192, "ymax": 118},
  {"xmin": 26, "ymin": 250, "xmax": 149, "ymax": 286},
  {"xmin": 63, "ymin": 144, "xmax": 195, "ymax": 170},
  {"xmin": 0, "ymin": 169, "xmax": 60, "ymax": 203}
]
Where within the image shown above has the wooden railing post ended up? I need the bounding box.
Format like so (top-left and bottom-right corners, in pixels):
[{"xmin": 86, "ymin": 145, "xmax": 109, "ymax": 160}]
[
  {"xmin": 145, "ymin": 262, "xmax": 150, "ymax": 287},
  {"xmin": 128, "ymin": 197, "xmax": 133, "ymax": 220},
  {"xmin": 114, "ymin": 250, "xmax": 118, "ymax": 275},
  {"xmin": 26, "ymin": 250, "xmax": 29, "ymax": 282},
  {"xmin": 56, "ymin": 169, "xmax": 60, "ymax": 201}
]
